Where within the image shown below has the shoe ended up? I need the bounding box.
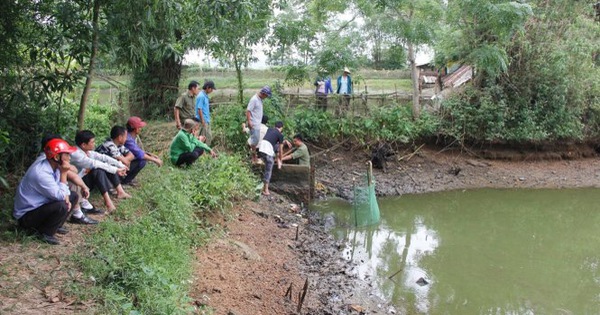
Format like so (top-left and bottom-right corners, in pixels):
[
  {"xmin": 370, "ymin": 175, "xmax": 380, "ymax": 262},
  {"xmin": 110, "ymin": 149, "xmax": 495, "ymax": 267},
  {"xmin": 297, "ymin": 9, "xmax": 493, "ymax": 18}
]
[
  {"xmin": 40, "ymin": 234, "xmax": 60, "ymax": 245},
  {"xmin": 69, "ymin": 215, "xmax": 99, "ymax": 225},
  {"xmin": 82, "ymin": 207, "xmax": 105, "ymax": 215},
  {"xmin": 80, "ymin": 198, "xmax": 94, "ymax": 209},
  {"xmin": 56, "ymin": 227, "xmax": 69, "ymax": 235}
]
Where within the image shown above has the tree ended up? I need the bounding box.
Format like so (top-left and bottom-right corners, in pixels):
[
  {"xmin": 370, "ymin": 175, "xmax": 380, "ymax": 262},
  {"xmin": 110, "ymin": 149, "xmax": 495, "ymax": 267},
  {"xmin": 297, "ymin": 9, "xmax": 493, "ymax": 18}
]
[
  {"xmin": 266, "ymin": 1, "xmax": 316, "ymax": 65},
  {"xmin": 366, "ymin": 0, "xmax": 444, "ymax": 119},
  {"xmin": 104, "ymin": 0, "xmax": 192, "ymax": 117},
  {"xmin": 194, "ymin": 0, "xmax": 273, "ymax": 104},
  {"xmin": 436, "ymin": 0, "xmax": 600, "ymax": 142},
  {"xmin": 380, "ymin": 45, "xmax": 407, "ymax": 70},
  {"xmin": 435, "ymin": 0, "xmax": 532, "ymax": 87},
  {"xmin": 78, "ymin": 0, "xmax": 101, "ymax": 130},
  {"xmin": 0, "ymin": 0, "xmax": 90, "ymax": 171}
]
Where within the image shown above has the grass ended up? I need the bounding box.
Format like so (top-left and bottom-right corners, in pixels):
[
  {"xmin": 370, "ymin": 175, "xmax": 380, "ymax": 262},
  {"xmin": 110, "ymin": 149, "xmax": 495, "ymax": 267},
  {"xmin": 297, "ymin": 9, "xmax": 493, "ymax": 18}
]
[
  {"xmin": 73, "ymin": 121, "xmax": 258, "ymax": 314},
  {"xmin": 84, "ymin": 67, "xmax": 417, "ymax": 106}
]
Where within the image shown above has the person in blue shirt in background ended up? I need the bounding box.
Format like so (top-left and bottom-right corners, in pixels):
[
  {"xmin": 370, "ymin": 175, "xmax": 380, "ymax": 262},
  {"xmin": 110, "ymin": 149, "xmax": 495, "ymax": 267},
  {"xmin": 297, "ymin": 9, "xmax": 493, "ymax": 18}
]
[
  {"xmin": 336, "ymin": 67, "xmax": 353, "ymax": 115},
  {"xmin": 195, "ymin": 80, "xmax": 216, "ymax": 146}
]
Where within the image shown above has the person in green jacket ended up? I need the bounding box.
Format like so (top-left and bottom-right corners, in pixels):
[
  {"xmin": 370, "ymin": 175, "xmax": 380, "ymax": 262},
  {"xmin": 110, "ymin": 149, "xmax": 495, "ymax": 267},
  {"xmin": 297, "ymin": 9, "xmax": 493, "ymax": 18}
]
[
  {"xmin": 281, "ymin": 133, "xmax": 310, "ymax": 166},
  {"xmin": 170, "ymin": 119, "xmax": 217, "ymax": 166}
]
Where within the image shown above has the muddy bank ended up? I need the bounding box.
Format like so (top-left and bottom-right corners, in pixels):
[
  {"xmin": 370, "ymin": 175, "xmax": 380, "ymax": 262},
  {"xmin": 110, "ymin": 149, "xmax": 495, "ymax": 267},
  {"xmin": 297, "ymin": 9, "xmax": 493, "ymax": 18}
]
[
  {"xmin": 220, "ymin": 143, "xmax": 600, "ymax": 314},
  {"xmin": 190, "ymin": 194, "xmax": 390, "ymax": 315},
  {"xmin": 314, "ymin": 144, "xmax": 600, "ymax": 200}
]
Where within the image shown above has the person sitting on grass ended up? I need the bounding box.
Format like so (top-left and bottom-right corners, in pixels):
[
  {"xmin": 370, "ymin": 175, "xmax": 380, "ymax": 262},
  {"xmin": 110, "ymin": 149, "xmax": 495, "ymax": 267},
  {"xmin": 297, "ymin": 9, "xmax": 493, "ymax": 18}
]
[
  {"xmin": 71, "ymin": 130, "xmax": 130, "ymax": 215},
  {"xmin": 124, "ymin": 116, "xmax": 163, "ymax": 177},
  {"xmin": 258, "ymin": 121, "xmax": 285, "ymax": 196},
  {"xmin": 170, "ymin": 119, "xmax": 217, "ymax": 166},
  {"xmin": 96, "ymin": 125, "xmax": 139, "ymax": 185},
  {"xmin": 13, "ymin": 139, "xmax": 79, "ymax": 245},
  {"xmin": 281, "ymin": 133, "xmax": 310, "ymax": 166},
  {"xmin": 39, "ymin": 134, "xmax": 94, "ymax": 219}
]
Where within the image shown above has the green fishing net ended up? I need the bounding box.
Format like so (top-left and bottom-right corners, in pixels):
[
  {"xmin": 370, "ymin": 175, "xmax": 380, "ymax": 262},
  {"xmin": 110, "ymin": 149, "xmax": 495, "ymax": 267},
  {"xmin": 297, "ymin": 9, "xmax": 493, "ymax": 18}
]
[{"xmin": 352, "ymin": 167, "xmax": 381, "ymax": 227}]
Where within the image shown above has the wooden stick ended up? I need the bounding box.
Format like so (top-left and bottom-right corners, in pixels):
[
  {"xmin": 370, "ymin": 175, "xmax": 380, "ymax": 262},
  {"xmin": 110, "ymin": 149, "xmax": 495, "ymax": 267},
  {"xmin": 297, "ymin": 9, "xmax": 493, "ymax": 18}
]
[
  {"xmin": 310, "ymin": 139, "xmax": 350, "ymax": 158},
  {"xmin": 398, "ymin": 144, "xmax": 425, "ymax": 161},
  {"xmin": 284, "ymin": 283, "xmax": 293, "ymax": 299},
  {"xmin": 297, "ymin": 278, "xmax": 309, "ymax": 313},
  {"xmin": 388, "ymin": 268, "xmax": 403, "ymax": 280}
]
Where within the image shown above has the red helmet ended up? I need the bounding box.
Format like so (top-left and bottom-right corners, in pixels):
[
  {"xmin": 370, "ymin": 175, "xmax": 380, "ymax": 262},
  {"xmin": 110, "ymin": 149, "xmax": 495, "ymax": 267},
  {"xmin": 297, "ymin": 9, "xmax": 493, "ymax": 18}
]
[{"xmin": 44, "ymin": 138, "xmax": 77, "ymax": 159}]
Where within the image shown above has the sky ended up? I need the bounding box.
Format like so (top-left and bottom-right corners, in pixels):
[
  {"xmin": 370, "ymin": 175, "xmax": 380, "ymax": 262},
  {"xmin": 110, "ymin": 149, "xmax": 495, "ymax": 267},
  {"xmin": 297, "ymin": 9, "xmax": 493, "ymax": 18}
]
[
  {"xmin": 183, "ymin": 47, "xmax": 433, "ymax": 69},
  {"xmin": 183, "ymin": 7, "xmax": 434, "ymax": 69}
]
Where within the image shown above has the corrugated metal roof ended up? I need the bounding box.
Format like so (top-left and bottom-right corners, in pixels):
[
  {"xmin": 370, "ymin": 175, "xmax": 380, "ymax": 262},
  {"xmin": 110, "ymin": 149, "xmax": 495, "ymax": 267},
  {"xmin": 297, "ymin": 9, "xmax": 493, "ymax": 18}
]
[{"xmin": 442, "ymin": 65, "xmax": 472, "ymax": 88}]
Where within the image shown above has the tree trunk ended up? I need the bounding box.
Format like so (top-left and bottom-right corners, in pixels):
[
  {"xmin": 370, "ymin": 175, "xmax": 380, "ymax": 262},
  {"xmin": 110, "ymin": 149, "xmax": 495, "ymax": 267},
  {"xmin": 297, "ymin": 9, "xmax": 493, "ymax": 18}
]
[
  {"xmin": 131, "ymin": 55, "xmax": 181, "ymax": 117},
  {"xmin": 77, "ymin": 0, "xmax": 101, "ymax": 130},
  {"xmin": 233, "ymin": 54, "xmax": 244, "ymax": 104},
  {"xmin": 408, "ymin": 42, "xmax": 420, "ymax": 119}
]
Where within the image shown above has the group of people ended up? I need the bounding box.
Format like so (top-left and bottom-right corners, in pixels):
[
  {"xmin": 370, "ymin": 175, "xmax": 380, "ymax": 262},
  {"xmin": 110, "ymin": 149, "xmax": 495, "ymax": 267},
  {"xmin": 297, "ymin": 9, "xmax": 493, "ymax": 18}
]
[
  {"xmin": 314, "ymin": 67, "xmax": 353, "ymax": 111},
  {"xmin": 14, "ymin": 79, "xmax": 314, "ymax": 245},
  {"xmin": 173, "ymin": 81, "xmax": 311, "ymax": 196},
  {"xmin": 13, "ymin": 116, "xmax": 163, "ymax": 245},
  {"xmin": 244, "ymin": 86, "xmax": 311, "ymax": 196}
]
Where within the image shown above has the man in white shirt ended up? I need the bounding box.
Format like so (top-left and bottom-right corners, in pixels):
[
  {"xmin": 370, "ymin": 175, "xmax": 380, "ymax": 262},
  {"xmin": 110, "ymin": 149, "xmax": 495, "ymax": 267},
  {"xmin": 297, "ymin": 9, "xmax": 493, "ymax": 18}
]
[
  {"xmin": 246, "ymin": 86, "xmax": 271, "ymax": 162},
  {"xmin": 71, "ymin": 130, "xmax": 129, "ymax": 216}
]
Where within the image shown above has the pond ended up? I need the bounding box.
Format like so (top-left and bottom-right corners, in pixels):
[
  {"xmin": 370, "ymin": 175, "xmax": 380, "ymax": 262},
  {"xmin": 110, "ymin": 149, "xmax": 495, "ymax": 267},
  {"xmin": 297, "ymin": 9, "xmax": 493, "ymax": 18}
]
[{"xmin": 312, "ymin": 188, "xmax": 600, "ymax": 315}]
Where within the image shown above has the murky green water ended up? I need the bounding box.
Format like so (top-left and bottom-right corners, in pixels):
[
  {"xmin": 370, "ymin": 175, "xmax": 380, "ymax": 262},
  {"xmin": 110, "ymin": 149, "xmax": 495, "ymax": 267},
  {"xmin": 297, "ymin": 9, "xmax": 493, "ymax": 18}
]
[{"xmin": 312, "ymin": 188, "xmax": 600, "ymax": 315}]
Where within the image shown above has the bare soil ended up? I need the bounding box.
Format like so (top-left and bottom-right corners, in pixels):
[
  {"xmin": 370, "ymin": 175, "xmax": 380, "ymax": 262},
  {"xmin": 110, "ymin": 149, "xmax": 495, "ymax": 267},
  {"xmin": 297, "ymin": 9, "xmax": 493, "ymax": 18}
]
[
  {"xmin": 188, "ymin": 142, "xmax": 600, "ymax": 315},
  {"xmin": 3, "ymin": 143, "xmax": 600, "ymax": 314}
]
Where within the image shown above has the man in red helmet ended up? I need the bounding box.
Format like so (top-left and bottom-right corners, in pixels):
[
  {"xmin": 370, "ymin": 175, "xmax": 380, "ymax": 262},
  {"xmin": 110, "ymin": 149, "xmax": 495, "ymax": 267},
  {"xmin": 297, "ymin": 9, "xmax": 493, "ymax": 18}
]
[{"xmin": 13, "ymin": 139, "xmax": 79, "ymax": 245}]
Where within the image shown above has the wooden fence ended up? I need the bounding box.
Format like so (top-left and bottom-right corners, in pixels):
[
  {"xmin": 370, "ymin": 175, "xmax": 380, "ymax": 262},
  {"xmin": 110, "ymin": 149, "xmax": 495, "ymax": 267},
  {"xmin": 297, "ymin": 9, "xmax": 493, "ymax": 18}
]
[{"xmin": 211, "ymin": 90, "xmax": 435, "ymax": 116}]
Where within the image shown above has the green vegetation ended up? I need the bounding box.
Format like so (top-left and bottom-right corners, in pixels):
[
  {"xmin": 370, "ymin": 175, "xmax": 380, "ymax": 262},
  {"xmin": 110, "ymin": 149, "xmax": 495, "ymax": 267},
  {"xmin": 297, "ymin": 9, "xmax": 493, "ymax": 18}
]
[
  {"xmin": 212, "ymin": 86, "xmax": 439, "ymax": 153},
  {"xmin": 77, "ymin": 154, "xmax": 256, "ymax": 314},
  {"xmin": 437, "ymin": 1, "xmax": 600, "ymax": 143},
  {"xmin": 2, "ymin": 0, "xmax": 599, "ymax": 312}
]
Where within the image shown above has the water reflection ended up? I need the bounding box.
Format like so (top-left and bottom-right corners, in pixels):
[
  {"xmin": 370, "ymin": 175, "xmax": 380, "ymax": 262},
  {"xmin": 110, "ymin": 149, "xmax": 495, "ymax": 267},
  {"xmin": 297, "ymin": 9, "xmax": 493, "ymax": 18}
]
[{"xmin": 313, "ymin": 188, "xmax": 600, "ymax": 315}]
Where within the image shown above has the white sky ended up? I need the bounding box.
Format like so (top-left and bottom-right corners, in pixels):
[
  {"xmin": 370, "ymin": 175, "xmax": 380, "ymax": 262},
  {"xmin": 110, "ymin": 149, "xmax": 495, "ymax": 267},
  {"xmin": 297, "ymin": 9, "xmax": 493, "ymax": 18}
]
[
  {"xmin": 183, "ymin": 47, "xmax": 433, "ymax": 69},
  {"xmin": 183, "ymin": 8, "xmax": 434, "ymax": 69}
]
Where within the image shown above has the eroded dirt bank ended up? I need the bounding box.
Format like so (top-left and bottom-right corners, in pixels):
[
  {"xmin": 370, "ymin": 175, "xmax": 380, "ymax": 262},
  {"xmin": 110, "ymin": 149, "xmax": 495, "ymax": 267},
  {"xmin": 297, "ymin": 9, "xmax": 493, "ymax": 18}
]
[
  {"xmin": 192, "ymin": 144, "xmax": 600, "ymax": 315},
  {"xmin": 315, "ymin": 144, "xmax": 600, "ymax": 199}
]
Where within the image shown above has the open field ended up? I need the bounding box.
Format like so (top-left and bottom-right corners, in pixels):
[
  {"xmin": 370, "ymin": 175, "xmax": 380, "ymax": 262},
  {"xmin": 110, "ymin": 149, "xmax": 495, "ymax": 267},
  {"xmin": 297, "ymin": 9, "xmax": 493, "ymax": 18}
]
[{"xmin": 83, "ymin": 68, "xmax": 415, "ymax": 106}]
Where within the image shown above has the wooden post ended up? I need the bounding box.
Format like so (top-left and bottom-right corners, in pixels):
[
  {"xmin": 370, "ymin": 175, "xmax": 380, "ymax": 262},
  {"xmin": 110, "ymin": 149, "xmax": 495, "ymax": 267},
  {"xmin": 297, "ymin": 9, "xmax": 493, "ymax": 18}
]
[
  {"xmin": 297, "ymin": 278, "xmax": 309, "ymax": 313},
  {"xmin": 367, "ymin": 161, "xmax": 373, "ymax": 186},
  {"xmin": 284, "ymin": 283, "xmax": 293, "ymax": 299},
  {"xmin": 309, "ymin": 161, "xmax": 315, "ymax": 202}
]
